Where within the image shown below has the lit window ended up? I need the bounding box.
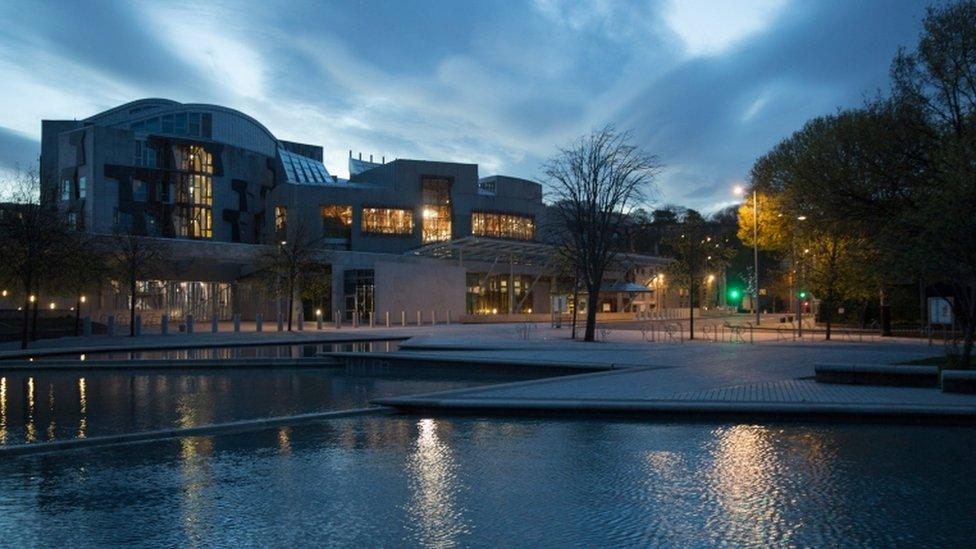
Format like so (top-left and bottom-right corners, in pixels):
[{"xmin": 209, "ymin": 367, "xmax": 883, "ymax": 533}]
[
  {"xmin": 275, "ymin": 206, "xmax": 288, "ymax": 231},
  {"xmin": 471, "ymin": 212, "xmax": 535, "ymax": 240},
  {"xmin": 173, "ymin": 149, "xmax": 213, "ymax": 239},
  {"xmin": 321, "ymin": 205, "xmax": 352, "ymax": 239},
  {"xmin": 178, "ymin": 145, "xmax": 213, "ymax": 174},
  {"xmin": 422, "ymin": 177, "xmax": 451, "ymax": 243},
  {"xmin": 60, "ymin": 179, "xmax": 71, "ymax": 201},
  {"xmin": 361, "ymin": 207, "xmax": 413, "ymax": 235}
]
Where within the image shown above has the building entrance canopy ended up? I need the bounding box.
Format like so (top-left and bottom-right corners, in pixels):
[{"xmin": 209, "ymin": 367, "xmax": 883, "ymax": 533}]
[{"xmin": 409, "ymin": 236, "xmax": 669, "ymax": 272}]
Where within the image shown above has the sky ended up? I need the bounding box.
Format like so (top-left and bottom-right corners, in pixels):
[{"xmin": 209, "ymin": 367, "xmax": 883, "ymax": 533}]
[{"xmin": 0, "ymin": 0, "xmax": 927, "ymax": 211}]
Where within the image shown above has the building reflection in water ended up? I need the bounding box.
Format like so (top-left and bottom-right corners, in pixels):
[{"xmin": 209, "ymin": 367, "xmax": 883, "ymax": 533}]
[
  {"xmin": 278, "ymin": 426, "xmax": 292, "ymax": 455},
  {"xmin": 180, "ymin": 435, "xmax": 215, "ymax": 542},
  {"xmin": 407, "ymin": 418, "xmax": 469, "ymax": 546}
]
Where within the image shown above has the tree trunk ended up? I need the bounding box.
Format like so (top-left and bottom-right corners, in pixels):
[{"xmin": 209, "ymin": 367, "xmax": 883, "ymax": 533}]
[
  {"xmin": 824, "ymin": 297, "xmax": 833, "ymax": 341},
  {"xmin": 19, "ymin": 285, "xmax": 30, "ymax": 350},
  {"xmin": 130, "ymin": 276, "xmax": 137, "ymax": 337},
  {"xmin": 30, "ymin": 296, "xmax": 39, "ymax": 342},
  {"xmin": 287, "ymin": 278, "xmax": 295, "ymax": 331},
  {"xmin": 584, "ymin": 285, "xmax": 598, "ymax": 342},
  {"xmin": 570, "ymin": 280, "xmax": 580, "ymax": 340},
  {"xmin": 961, "ymin": 319, "xmax": 975, "ymax": 370},
  {"xmin": 74, "ymin": 296, "xmax": 81, "ymax": 337}
]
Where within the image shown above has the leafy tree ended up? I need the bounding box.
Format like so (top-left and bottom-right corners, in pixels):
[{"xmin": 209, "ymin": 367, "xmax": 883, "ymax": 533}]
[
  {"xmin": 664, "ymin": 209, "xmax": 737, "ymax": 338},
  {"xmin": 543, "ymin": 125, "xmax": 661, "ymax": 342},
  {"xmin": 885, "ymin": 0, "xmax": 976, "ymax": 366}
]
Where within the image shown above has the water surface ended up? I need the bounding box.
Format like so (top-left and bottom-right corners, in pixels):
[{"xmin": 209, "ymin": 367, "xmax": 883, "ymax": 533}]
[
  {"xmin": 1, "ymin": 417, "xmax": 972, "ymax": 547},
  {"xmin": 0, "ymin": 367, "xmax": 529, "ymax": 445}
]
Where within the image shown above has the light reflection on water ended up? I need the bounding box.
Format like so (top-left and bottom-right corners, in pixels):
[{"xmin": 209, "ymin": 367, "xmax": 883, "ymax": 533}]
[
  {"xmin": 0, "ymin": 367, "xmax": 536, "ymax": 446},
  {"xmin": 407, "ymin": 419, "xmax": 469, "ymax": 547},
  {"xmin": 0, "ymin": 417, "xmax": 973, "ymax": 546}
]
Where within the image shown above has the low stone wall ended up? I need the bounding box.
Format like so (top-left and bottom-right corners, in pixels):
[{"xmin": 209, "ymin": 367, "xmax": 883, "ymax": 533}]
[
  {"xmin": 941, "ymin": 370, "xmax": 976, "ymax": 394},
  {"xmin": 815, "ymin": 363, "xmax": 939, "ymax": 387}
]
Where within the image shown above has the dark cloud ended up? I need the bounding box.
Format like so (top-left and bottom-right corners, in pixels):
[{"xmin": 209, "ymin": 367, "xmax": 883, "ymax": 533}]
[
  {"xmin": 617, "ymin": 0, "xmax": 926, "ymax": 210},
  {"xmin": 0, "ymin": 127, "xmax": 39, "ymax": 171}
]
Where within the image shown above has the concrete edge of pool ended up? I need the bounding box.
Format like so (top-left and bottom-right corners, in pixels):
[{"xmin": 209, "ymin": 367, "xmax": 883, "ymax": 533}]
[
  {"xmin": 0, "ymin": 334, "xmax": 410, "ymax": 361},
  {"xmin": 373, "ymin": 394, "xmax": 976, "ymax": 423}
]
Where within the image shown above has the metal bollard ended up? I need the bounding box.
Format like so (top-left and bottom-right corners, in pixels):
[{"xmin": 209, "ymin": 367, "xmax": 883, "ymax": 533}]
[
  {"xmin": 107, "ymin": 315, "xmax": 115, "ymax": 337},
  {"xmin": 277, "ymin": 313, "xmax": 284, "ymax": 332},
  {"xmin": 447, "ymin": 310, "xmax": 451, "ymax": 325},
  {"xmin": 416, "ymin": 310, "xmax": 422, "ymax": 326},
  {"xmin": 316, "ymin": 310, "xmax": 323, "ymax": 330},
  {"xmin": 233, "ymin": 314, "xmax": 241, "ymax": 332},
  {"xmin": 336, "ymin": 309, "xmax": 342, "ymax": 329},
  {"xmin": 369, "ymin": 312, "xmax": 374, "ymax": 327},
  {"xmin": 134, "ymin": 315, "xmax": 142, "ymax": 336},
  {"xmin": 186, "ymin": 314, "xmax": 194, "ymax": 334},
  {"xmin": 83, "ymin": 315, "xmax": 92, "ymax": 337},
  {"xmin": 297, "ymin": 311, "xmax": 304, "ymax": 331},
  {"xmin": 161, "ymin": 314, "xmax": 169, "ymax": 335},
  {"xmin": 385, "ymin": 311, "xmax": 390, "ymax": 327},
  {"xmin": 401, "ymin": 310, "xmax": 406, "ymax": 327},
  {"xmin": 353, "ymin": 312, "xmax": 358, "ymax": 328},
  {"xmin": 211, "ymin": 316, "xmax": 219, "ymax": 334},
  {"xmin": 255, "ymin": 313, "xmax": 263, "ymax": 332},
  {"xmin": 431, "ymin": 310, "xmax": 436, "ymax": 325}
]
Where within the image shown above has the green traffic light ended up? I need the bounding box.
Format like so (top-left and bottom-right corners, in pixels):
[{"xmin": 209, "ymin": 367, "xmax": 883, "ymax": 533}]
[
  {"xmin": 728, "ymin": 289, "xmax": 741, "ymax": 300},
  {"xmin": 799, "ymin": 291, "xmax": 807, "ymax": 299}
]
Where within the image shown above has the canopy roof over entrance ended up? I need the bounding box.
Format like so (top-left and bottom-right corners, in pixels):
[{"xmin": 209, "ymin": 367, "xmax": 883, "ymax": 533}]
[{"xmin": 408, "ymin": 236, "xmax": 669, "ymax": 270}]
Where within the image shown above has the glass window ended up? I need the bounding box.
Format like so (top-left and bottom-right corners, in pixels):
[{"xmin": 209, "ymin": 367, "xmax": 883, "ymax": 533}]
[
  {"xmin": 174, "ymin": 113, "xmax": 187, "ymax": 134},
  {"xmin": 422, "ymin": 176, "xmax": 452, "ymax": 243},
  {"xmin": 343, "ymin": 269, "xmax": 374, "ymax": 321},
  {"xmin": 275, "ymin": 206, "xmax": 288, "ymax": 231},
  {"xmin": 188, "ymin": 113, "xmax": 201, "ymax": 135},
  {"xmin": 321, "ymin": 205, "xmax": 352, "ymax": 239},
  {"xmin": 134, "ymin": 140, "xmax": 157, "ymax": 168},
  {"xmin": 60, "ymin": 179, "xmax": 71, "ymax": 201},
  {"xmin": 78, "ymin": 176, "xmax": 86, "ymax": 199},
  {"xmin": 471, "ymin": 212, "xmax": 535, "ymax": 240},
  {"xmin": 67, "ymin": 212, "xmax": 77, "ymax": 230},
  {"xmin": 132, "ymin": 179, "xmax": 148, "ymax": 202},
  {"xmin": 161, "ymin": 114, "xmax": 174, "ymax": 134},
  {"xmin": 177, "ymin": 145, "xmax": 213, "ymax": 174},
  {"xmin": 361, "ymin": 207, "xmax": 413, "ymax": 235},
  {"xmin": 113, "ymin": 208, "xmax": 133, "ymax": 232}
]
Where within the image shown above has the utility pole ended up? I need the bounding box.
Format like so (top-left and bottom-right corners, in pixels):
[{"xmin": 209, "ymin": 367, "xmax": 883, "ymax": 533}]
[{"xmin": 753, "ymin": 189, "xmax": 760, "ymax": 326}]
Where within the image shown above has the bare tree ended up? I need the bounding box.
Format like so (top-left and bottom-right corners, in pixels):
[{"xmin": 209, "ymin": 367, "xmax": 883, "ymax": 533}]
[
  {"xmin": 256, "ymin": 221, "xmax": 322, "ymax": 331},
  {"xmin": 108, "ymin": 232, "xmax": 166, "ymax": 336},
  {"xmin": 0, "ymin": 169, "xmax": 72, "ymax": 348},
  {"xmin": 55, "ymin": 234, "xmax": 108, "ymax": 336},
  {"xmin": 543, "ymin": 125, "xmax": 660, "ymax": 341}
]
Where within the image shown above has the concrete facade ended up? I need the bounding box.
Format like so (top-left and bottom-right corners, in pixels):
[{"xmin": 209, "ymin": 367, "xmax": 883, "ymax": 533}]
[{"xmin": 38, "ymin": 98, "xmax": 563, "ymax": 323}]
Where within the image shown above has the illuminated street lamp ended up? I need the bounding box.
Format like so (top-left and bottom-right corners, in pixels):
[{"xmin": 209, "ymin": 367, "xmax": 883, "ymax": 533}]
[{"xmin": 734, "ymin": 184, "xmax": 760, "ymax": 325}]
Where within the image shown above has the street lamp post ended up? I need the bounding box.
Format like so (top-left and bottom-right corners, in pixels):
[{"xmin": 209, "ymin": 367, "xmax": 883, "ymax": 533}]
[{"xmin": 734, "ymin": 185, "xmax": 760, "ymax": 325}]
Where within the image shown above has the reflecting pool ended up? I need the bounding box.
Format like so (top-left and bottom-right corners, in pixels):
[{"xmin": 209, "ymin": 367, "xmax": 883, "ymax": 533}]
[
  {"xmin": 21, "ymin": 339, "xmax": 401, "ymax": 361},
  {"xmin": 1, "ymin": 417, "xmax": 973, "ymax": 546},
  {"xmin": 0, "ymin": 367, "xmax": 536, "ymax": 445}
]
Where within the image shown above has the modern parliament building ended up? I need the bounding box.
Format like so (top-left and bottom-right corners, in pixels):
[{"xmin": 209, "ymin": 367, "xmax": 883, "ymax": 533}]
[{"xmin": 40, "ymin": 98, "xmax": 667, "ymax": 325}]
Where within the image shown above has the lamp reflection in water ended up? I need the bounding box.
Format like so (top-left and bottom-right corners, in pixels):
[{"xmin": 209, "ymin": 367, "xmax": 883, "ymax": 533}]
[
  {"xmin": 46, "ymin": 383, "xmax": 57, "ymax": 440},
  {"xmin": 78, "ymin": 378, "xmax": 87, "ymax": 439},
  {"xmin": 705, "ymin": 425, "xmax": 791, "ymax": 544},
  {"xmin": 0, "ymin": 377, "xmax": 6, "ymax": 444},
  {"xmin": 407, "ymin": 418, "xmax": 469, "ymax": 546},
  {"xmin": 25, "ymin": 377, "xmax": 36, "ymax": 443}
]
